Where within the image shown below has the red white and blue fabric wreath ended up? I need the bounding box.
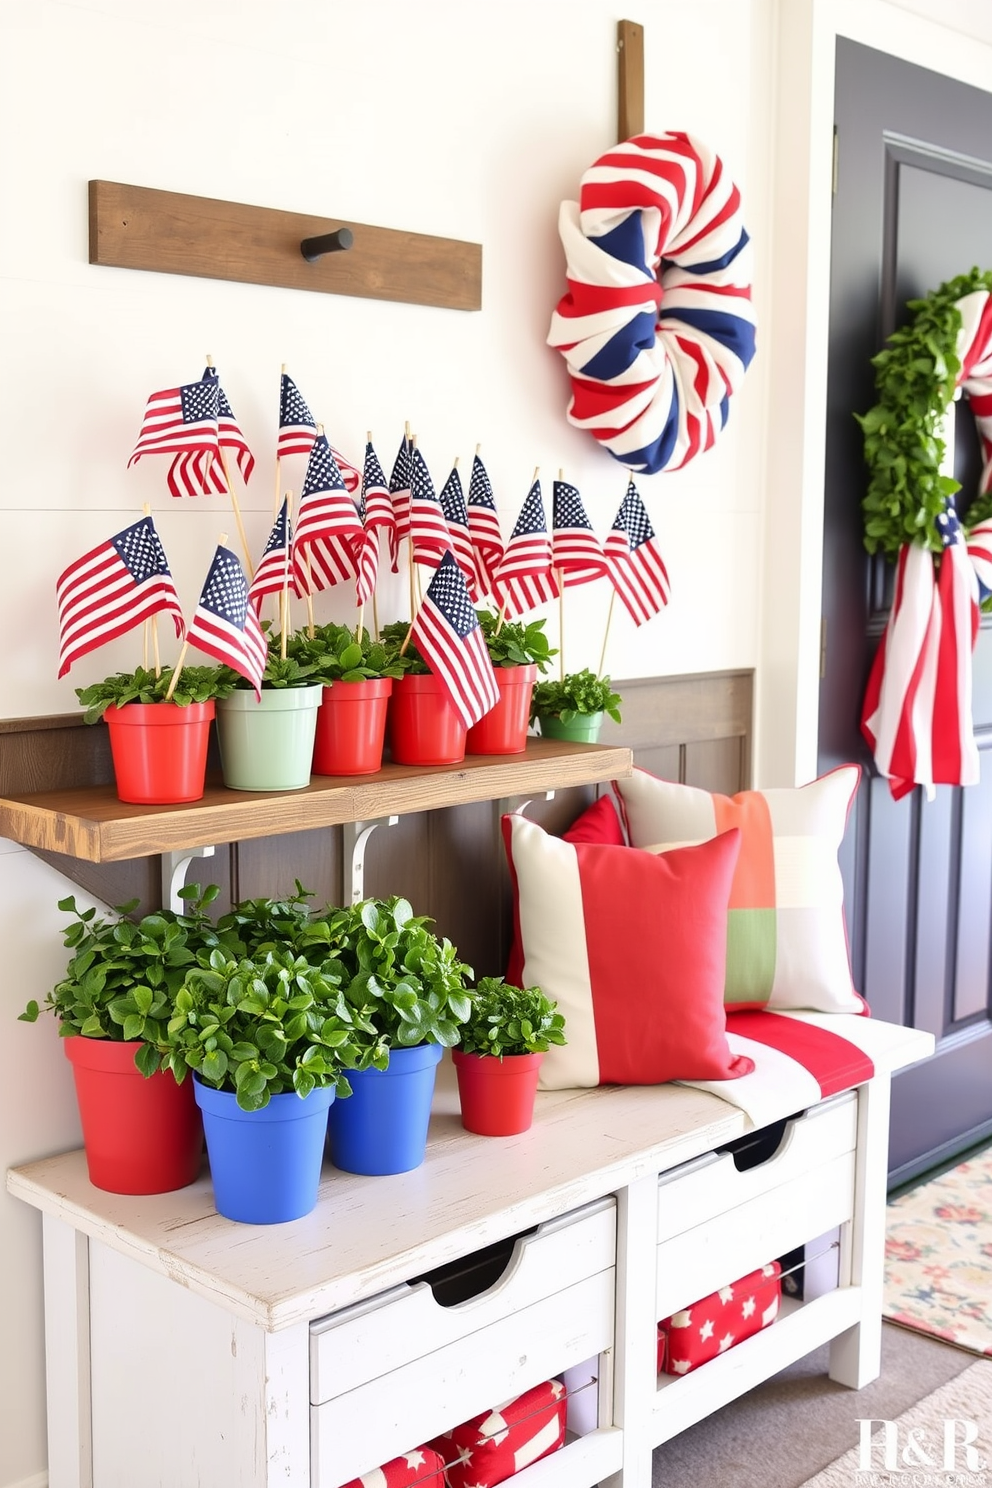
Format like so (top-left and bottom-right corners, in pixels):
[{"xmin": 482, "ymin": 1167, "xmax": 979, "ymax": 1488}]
[{"xmin": 547, "ymin": 132, "xmax": 757, "ymax": 475}]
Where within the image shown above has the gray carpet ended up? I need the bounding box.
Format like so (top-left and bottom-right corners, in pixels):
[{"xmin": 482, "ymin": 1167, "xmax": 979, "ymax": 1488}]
[{"xmin": 650, "ymin": 1322, "xmax": 975, "ymax": 1487}]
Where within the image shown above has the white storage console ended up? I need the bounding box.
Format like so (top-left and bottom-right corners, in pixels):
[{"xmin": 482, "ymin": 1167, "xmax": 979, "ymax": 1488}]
[{"xmin": 7, "ymin": 1022, "xmax": 932, "ymax": 1488}]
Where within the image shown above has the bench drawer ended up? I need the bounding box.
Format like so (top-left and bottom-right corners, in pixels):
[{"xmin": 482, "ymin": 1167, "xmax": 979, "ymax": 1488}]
[{"xmin": 310, "ymin": 1196, "xmax": 615, "ymax": 1403}]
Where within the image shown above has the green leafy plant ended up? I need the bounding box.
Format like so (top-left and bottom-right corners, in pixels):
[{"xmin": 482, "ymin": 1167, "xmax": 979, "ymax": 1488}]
[
  {"xmin": 530, "ymin": 669, "xmax": 622, "ymax": 725},
  {"xmin": 75, "ymin": 666, "xmax": 237, "ymax": 724},
  {"xmin": 475, "ymin": 610, "xmax": 557, "ymax": 671},
  {"xmin": 379, "ymin": 620, "xmax": 429, "ymax": 675},
  {"xmin": 18, "ymin": 885, "xmax": 224, "ymax": 1076},
  {"xmin": 316, "ymin": 896, "xmax": 474, "ymax": 1049},
  {"xmin": 160, "ymin": 944, "xmax": 383, "ymax": 1110},
  {"xmin": 856, "ymin": 266, "xmax": 992, "ymax": 569},
  {"xmin": 285, "ymin": 623, "xmax": 406, "ymax": 684},
  {"xmin": 458, "ymin": 976, "xmax": 566, "ymax": 1058}
]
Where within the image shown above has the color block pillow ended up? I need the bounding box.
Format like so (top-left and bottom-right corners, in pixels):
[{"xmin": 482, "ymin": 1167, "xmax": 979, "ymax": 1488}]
[
  {"xmin": 561, "ymin": 792, "xmax": 626, "ymax": 845},
  {"xmin": 502, "ymin": 813, "xmax": 754, "ymax": 1088},
  {"xmin": 613, "ymin": 767, "xmax": 864, "ymax": 1014}
]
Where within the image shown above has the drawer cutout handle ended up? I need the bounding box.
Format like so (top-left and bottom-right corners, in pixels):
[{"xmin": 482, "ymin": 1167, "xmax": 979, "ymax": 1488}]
[
  {"xmin": 410, "ymin": 1226, "xmax": 538, "ymax": 1307},
  {"xmin": 718, "ymin": 1113, "xmax": 802, "ymax": 1171}
]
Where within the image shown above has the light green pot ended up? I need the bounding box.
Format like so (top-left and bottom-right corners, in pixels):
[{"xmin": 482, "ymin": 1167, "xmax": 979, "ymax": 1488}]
[
  {"xmin": 537, "ymin": 711, "xmax": 604, "ymax": 744},
  {"xmin": 215, "ymin": 685, "xmax": 324, "ymax": 791}
]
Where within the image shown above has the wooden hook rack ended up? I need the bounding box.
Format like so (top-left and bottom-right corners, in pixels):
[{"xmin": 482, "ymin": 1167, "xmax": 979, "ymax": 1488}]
[{"xmin": 88, "ymin": 180, "xmax": 482, "ymax": 311}]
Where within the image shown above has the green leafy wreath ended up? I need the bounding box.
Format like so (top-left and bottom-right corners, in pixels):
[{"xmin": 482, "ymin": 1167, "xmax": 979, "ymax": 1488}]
[{"xmin": 856, "ymin": 266, "xmax": 992, "ymax": 560}]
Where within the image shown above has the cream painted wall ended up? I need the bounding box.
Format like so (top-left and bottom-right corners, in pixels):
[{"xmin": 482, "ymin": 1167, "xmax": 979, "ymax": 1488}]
[{"xmin": 0, "ymin": 1, "xmax": 989, "ymax": 1484}]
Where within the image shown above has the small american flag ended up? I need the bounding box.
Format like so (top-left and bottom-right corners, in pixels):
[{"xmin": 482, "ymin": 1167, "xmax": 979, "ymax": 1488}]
[
  {"xmin": 361, "ymin": 442, "xmax": 395, "ymax": 535},
  {"xmin": 170, "ymin": 365, "xmax": 256, "ymax": 497},
  {"xmin": 388, "ymin": 434, "xmax": 413, "ymax": 562},
  {"xmin": 295, "ymin": 432, "xmax": 361, "ymax": 590},
  {"xmin": 57, "ymin": 516, "xmax": 185, "ymax": 678},
  {"xmin": 439, "ymin": 466, "xmax": 478, "ymax": 594},
  {"xmin": 187, "ymin": 545, "xmax": 268, "ymax": 696},
  {"xmin": 205, "ymin": 365, "xmax": 254, "ymax": 481},
  {"xmin": 409, "ymin": 446, "xmax": 451, "ymax": 568},
  {"xmin": 491, "ymin": 479, "xmax": 559, "ymax": 617},
  {"xmin": 605, "ymin": 479, "xmax": 671, "ymax": 624},
  {"xmin": 552, "ymin": 479, "xmax": 608, "ymax": 587},
  {"xmin": 467, "ymin": 453, "xmax": 504, "ymax": 600},
  {"xmin": 247, "ymin": 499, "xmax": 298, "ymax": 613},
  {"xmin": 411, "ymin": 551, "xmax": 499, "ymax": 729},
  {"xmin": 128, "ymin": 377, "xmax": 221, "ymax": 498},
  {"xmin": 277, "ymin": 373, "xmax": 318, "ymax": 459}
]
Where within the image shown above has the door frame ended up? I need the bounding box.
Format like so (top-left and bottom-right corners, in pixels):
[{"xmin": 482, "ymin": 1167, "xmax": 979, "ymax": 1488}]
[{"xmin": 757, "ymin": 0, "xmax": 992, "ymax": 789}]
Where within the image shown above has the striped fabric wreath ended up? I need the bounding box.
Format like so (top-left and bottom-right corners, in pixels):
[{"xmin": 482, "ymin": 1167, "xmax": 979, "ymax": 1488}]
[
  {"xmin": 547, "ymin": 131, "xmax": 757, "ymax": 475},
  {"xmin": 858, "ymin": 269, "xmax": 992, "ymax": 799}
]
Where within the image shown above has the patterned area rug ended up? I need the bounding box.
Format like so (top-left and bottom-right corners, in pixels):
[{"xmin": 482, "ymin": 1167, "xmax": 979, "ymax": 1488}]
[{"xmin": 884, "ymin": 1145, "xmax": 992, "ymax": 1356}]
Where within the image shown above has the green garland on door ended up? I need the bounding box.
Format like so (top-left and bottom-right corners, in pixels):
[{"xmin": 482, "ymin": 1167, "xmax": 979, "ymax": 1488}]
[{"xmin": 856, "ymin": 266, "xmax": 992, "ymax": 560}]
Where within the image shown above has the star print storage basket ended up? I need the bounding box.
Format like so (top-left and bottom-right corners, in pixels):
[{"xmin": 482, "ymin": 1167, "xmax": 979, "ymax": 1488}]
[{"xmin": 657, "ymin": 1261, "xmax": 782, "ymax": 1375}]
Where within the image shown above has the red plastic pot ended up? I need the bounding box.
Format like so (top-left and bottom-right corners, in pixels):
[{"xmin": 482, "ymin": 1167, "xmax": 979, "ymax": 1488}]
[
  {"xmin": 389, "ymin": 673, "xmax": 467, "ymax": 765},
  {"xmin": 312, "ymin": 678, "xmax": 393, "ymax": 775},
  {"xmin": 64, "ymin": 1036, "xmax": 203, "ymax": 1194},
  {"xmin": 451, "ymin": 1049, "xmax": 544, "ymax": 1136},
  {"xmin": 104, "ymin": 701, "xmax": 214, "ymax": 804},
  {"xmin": 466, "ymin": 664, "xmax": 537, "ymax": 756}
]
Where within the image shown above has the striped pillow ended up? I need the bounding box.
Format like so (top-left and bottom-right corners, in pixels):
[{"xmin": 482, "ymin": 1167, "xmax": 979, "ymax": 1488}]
[
  {"xmin": 613, "ymin": 767, "xmax": 864, "ymax": 1014},
  {"xmin": 502, "ymin": 812, "xmax": 754, "ymax": 1089}
]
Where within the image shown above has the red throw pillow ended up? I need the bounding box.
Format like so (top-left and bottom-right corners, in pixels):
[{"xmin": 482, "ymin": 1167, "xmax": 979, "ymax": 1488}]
[
  {"xmin": 338, "ymin": 1445, "xmax": 446, "ymax": 1487},
  {"xmin": 658, "ymin": 1262, "xmax": 782, "ymax": 1375},
  {"xmin": 501, "ymin": 813, "xmax": 754, "ymax": 1087},
  {"xmin": 431, "ymin": 1380, "xmax": 567, "ymax": 1488},
  {"xmin": 561, "ymin": 793, "xmax": 626, "ymax": 845}
]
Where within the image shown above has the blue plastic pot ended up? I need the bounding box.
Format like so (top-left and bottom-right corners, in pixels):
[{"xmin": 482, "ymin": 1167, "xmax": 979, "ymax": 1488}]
[
  {"xmin": 327, "ymin": 1044, "xmax": 443, "ymax": 1175},
  {"xmin": 194, "ymin": 1078, "xmax": 334, "ymax": 1224}
]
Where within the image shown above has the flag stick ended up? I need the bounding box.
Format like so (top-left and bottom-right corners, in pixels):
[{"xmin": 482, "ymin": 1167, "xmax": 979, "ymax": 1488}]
[
  {"xmin": 274, "ymin": 363, "xmax": 286, "ymax": 517},
  {"xmin": 556, "ymin": 469, "xmax": 564, "ymax": 679},
  {"xmin": 405, "ymin": 423, "xmax": 416, "ymax": 618},
  {"xmin": 206, "ymin": 355, "xmax": 254, "ymax": 579},
  {"xmin": 599, "ymin": 589, "xmax": 617, "ymax": 678},
  {"xmin": 166, "ymin": 532, "xmax": 229, "ymax": 700},
  {"xmin": 143, "ymin": 619, "xmax": 149, "ymax": 671},
  {"xmin": 280, "ymin": 492, "xmax": 292, "ymax": 661},
  {"xmin": 494, "ymin": 603, "xmax": 506, "ymax": 637},
  {"xmin": 355, "ymin": 603, "xmax": 364, "ymax": 644},
  {"xmin": 152, "ymin": 616, "xmax": 161, "ymax": 679},
  {"xmin": 372, "ymin": 590, "xmax": 380, "ymax": 641}
]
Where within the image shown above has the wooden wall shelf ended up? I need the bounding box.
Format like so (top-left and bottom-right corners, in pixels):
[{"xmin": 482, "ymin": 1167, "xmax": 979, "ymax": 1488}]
[
  {"xmin": 88, "ymin": 180, "xmax": 482, "ymax": 311},
  {"xmin": 0, "ymin": 740, "xmax": 632, "ymax": 864}
]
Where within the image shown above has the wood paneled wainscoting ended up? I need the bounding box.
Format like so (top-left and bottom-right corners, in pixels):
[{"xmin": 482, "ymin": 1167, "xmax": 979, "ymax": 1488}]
[{"xmin": 0, "ymin": 669, "xmax": 751, "ymax": 980}]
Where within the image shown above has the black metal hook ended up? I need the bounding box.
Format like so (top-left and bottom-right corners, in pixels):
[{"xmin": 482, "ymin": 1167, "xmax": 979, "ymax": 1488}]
[{"xmin": 300, "ymin": 227, "xmax": 354, "ymax": 262}]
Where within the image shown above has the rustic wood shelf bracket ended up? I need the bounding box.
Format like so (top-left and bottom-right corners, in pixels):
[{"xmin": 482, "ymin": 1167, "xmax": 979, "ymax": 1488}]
[
  {"xmin": 88, "ymin": 181, "xmax": 482, "ymax": 311},
  {"xmin": 161, "ymin": 845, "xmax": 216, "ymax": 914},
  {"xmin": 342, "ymin": 817, "xmax": 398, "ymax": 906},
  {"xmin": 617, "ymin": 19, "xmax": 645, "ymax": 140}
]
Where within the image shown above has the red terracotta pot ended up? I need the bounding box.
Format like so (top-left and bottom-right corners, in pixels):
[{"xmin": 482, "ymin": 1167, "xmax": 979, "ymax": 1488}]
[
  {"xmin": 312, "ymin": 678, "xmax": 393, "ymax": 776},
  {"xmin": 389, "ymin": 674, "xmax": 466, "ymax": 765},
  {"xmin": 104, "ymin": 701, "xmax": 214, "ymax": 804},
  {"xmin": 451, "ymin": 1049, "xmax": 544, "ymax": 1136},
  {"xmin": 466, "ymin": 665, "xmax": 537, "ymax": 756},
  {"xmin": 64, "ymin": 1036, "xmax": 203, "ymax": 1195}
]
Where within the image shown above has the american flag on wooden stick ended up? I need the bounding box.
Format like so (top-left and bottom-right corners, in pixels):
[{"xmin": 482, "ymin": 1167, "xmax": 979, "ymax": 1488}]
[
  {"xmin": 247, "ymin": 499, "xmax": 298, "ymax": 613},
  {"xmin": 294, "ymin": 432, "xmax": 361, "ymax": 591},
  {"xmin": 605, "ymin": 479, "xmax": 670, "ymax": 624},
  {"xmin": 388, "ymin": 434, "xmax": 413, "ymax": 565},
  {"xmin": 56, "ymin": 516, "xmax": 185, "ymax": 678},
  {"xmin": 409, "ymin": 445, "xmax": 451, "ymax": 568},
  {"xmin": 467, "ymin": 452, "xmax": 504, "ymax": 600},
  {"xmin": 187, "ymin": 545, "xmax": 268, "ymax": 697},
  {"xmin": 552, "ymin": 478, "xmax": 608, "ymax": 587},
  {"xmin": 439, "ymin": 465, "xmax": 478, "ymax": 595},
  {"xmin": 411, "ymin": 552, "xmax": 500, "ymax": 729},
  {"xmin": 491, "ymin": 479, "xmax": 559, "ymax": 618},
  {"xmin": 277, "ymin": 373, "xmax": 318, "ymax": 459},
  {"xmin": 170, "ymin": 364, "xmax": 255, "ymax": 497},
  {"xmin": 128, "ymin": 377, "xmax": 221, "ymax": 498}
]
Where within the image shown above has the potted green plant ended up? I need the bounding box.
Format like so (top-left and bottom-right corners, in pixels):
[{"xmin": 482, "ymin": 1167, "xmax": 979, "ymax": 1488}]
[
  {"xmin": 317, "ymin": 895, "xmax": 475, "ymax": 1174},
  {"xmin": 379, "ymin": 621, "xmax": 468, "ymax": 766},
  {"xmin": 75, "ymin": 664, "xmax": 236, "ymax": 804},
  {"xmin": 213, "ymin": 639, "xmax": 325, "ymax": 791},
  {"xmin": 451, "ymin": 977, "xmax": 567, "ymax": 1135},
  {"xmin": 17, "ymin": 885, "xmax": 223, "ymax": 1193},
  {"xmin": 529, "ymin": 668, "xmax": 623, "ymax": 744},
  {"xmin": 466, "ymin": 611, "xmax": 558, "ymax": 756},
  {"xmin": 287, "ymin": 623, "xmax": 405, "ymax": 775},
  {"xmin": 160, "ymin": 940, "xmax": 382, "ymax": 1223}
]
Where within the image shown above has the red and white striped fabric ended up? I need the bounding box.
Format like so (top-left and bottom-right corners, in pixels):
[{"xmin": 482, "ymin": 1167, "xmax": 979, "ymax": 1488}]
[
  {"xmin": 430, "ymin": 1379, "xmax": 567, "ymax": 1488},
  {"xmin": 861, "ymin": 288, "xmax": 992, "ymax": 799},
  {"xmin": 338, "ymin": 1447, "xmax": 445, "ymax": 1488},
  {"xmin": 547, "ymin": 132, "xmax": 757, "ymax": 475}
]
